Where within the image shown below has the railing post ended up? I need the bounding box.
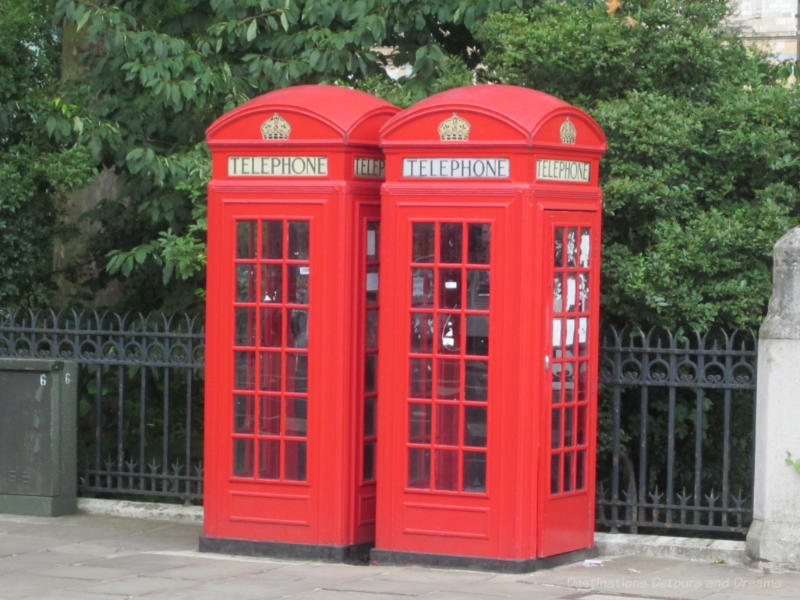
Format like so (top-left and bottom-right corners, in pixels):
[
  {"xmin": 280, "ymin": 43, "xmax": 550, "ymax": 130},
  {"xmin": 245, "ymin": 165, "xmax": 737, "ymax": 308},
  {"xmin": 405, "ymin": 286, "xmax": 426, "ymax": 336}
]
[{"xmin": 746, "ymin": 226, "xmax": 800, "ymax": 566}]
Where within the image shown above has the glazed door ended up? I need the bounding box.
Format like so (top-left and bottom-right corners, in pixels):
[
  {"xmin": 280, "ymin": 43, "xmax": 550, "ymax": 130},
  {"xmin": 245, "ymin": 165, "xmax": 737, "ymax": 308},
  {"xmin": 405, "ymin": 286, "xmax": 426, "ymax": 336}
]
[
  {"xmin": 384, "ymin": 209, "xmax": 503, "ymax": 558},
  {"xmin": 538, "ymin": 210, "xmax": 601, "ymax": 557},
  {"xmin": 221, "ymin": 206, "xmax": 323, "ymax": 543}
]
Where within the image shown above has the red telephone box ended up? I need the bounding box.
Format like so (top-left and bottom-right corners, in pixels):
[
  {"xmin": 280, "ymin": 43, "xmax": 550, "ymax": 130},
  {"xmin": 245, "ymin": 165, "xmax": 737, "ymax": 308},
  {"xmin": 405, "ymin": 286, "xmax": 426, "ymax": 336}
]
[
  {"xmin": 372, "ymin": 85, "xmax": 606, "ymax": 571},
  {"xmin": 201, "ymin": 85, "xmax": 398, "ymax": 560}
]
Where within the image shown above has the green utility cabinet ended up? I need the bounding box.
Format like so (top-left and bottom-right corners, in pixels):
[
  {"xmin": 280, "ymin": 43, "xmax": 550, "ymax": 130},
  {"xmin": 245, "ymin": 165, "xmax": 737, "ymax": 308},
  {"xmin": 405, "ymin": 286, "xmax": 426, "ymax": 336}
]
[{"xmin": 0, "ymin": 359, "xmax": 78, "ymax": 516}]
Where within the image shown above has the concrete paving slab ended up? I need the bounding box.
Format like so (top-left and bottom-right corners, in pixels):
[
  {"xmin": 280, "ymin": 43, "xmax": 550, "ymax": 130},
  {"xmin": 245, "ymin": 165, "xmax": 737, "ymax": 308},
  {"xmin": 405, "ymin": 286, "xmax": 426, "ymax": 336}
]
[
  {"xmin": 79, "ymin": 574, "xmax": 197, "ymax": 596},
  {"xmin": 80, "ymin": 552, "xmax": 205, "ymax": 574},
  {"xmin": 2, "ymin": 511, "xmax": 799, "ymax": 600},
  {"xmin": 0, "ymin": 572, "xmax": 104, "ymax": 599},
  {"xmin": 186, "ymin": 575, "xmax": 322, "ymax": 598},
  {"xmin": 155, "ymin": 556, "xmax": 281, "ymax": 580}
]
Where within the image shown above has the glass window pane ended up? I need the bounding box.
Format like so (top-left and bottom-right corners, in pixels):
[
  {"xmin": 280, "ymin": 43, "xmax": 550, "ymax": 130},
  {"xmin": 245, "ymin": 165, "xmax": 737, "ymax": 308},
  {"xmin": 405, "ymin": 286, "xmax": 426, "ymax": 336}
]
[
  {"xmin": 287, "ymin": 309, "xmax": 308, "ymax": 348},
  {"xmin": 260, "ymin": 307, "xmax": 282, "ymax": 348},
  {"xmin": 438, "ymin": 314, "xmax": 461, "ymax": 354},
  {"xmin": 236, "ymin": 264, "xmax": 257, "ymax": 302},
  {"xmin": 579, "ymin": 318, "xmax": 589, "ymax": 356},
  {"xmin": 578, "ymin": 360, "xmax": 589, "ymax": 401},
  {"xmin": 463, "ymin": 452, "xmax": 486, "ymax": 492},
  {"xmin": 466, "ymin": 315, "xmax": 488, "ymax": 355},
  {"xmin": 288, "ymin": 265, "xmax": 310, "ymax": 304},
  {"xmin": 579, "ymin": 273, "xmax": 589, "ymax": 312},
  {"xmin": 261, "ymin": 264, "xmax": 282, "ymax": 303},
  {"xmin": 262, "ymin": 220, "xmax": 283, "ymax": 259},
  {"xmin": 258, "ymin": 439, "xmax": 280, "ymax": 479},
  {"xmin": 552, "ymin": 318, "xmax": 563, "ymax": 354},
  {"xmin": 566, "ymin": 274, "xmax": 577, "ymax": 312},
  {"xmin": 236, "ymin": 221, "xmax": 257, "ymax": 258},
  {"xmin": 565, "ymin": 406, "xmax": 574, "ymax": 447},
  {"xmin": 468, "ymin": 224, "xmax": 491, "ymax": 264},
  {"xmin": 409, "ymin": 358, "xmax": 432, "ymax": 398},
  {"xmin": 234, "ymin": 351, "xmax": 255, "ymax": 390},
  {"xmin": 365, "ymin": 309, "xmax": 378, "ymax": 349},
  {"xmin": 564, "ymin": 451, "xmax": 573, "ymax": 491},
  {"xmin": 438, "ymin": 268, "xmax": 461, "ymax": 309},
  {"xmin": 285, "ymin": 396, "xmax": 307, "ymax": 436},
  {"xmin": 435, "ymin": 404, "xmax": 459, "ymax": 446},
  {"xmin": 551, "ymin": 453, "xmax": 560, "ymax": 494},
  {"xmin": 410, "ymin": 313, "xmax": 433, "ymax": 353},
  {"xmin": 551, "ymin": 408, "xmax": 562, "ymax": 449},
  {"xmin": 233, "ymin": 438, "xmax": 253, "ymax": 477},
  {"xmin": 554, "ymin": 227, "xmax": 564, "ymax": 267},
  {"xmin": 464, "ymin": 361, "xmax": 488, "ymax": 402},
  {"xmin": 235, "ymin": 308, "xmax": 256, "ymax": 346},
  {"xmin": 579, "ymin": 228, "xmax": 591, "ymax": 268},
  {"xmin": 411, "ymin": 268, "xmax": 434, "ymax": 307},
  {"xmin": 286, "ymin": 353, "xmax": 308, "ymax": 393},
  {"xmin": 464, "ymin": 406, "xmax": 487, "ymax": 447},
  {"xmin": 553, "ymin": 275, "xmax": 563, "ymax": 313},
  {"xmin": 363, "ymin": 441, "xmax": 376, "ymax": 481},
  {"xmin": 408, "ymin": 448, "xmax": 430, "ymax": 488},
  {"xmin": 284, "ymin": 441, "xmax": 306, "ymax": 481},
  {"xmin": 436, "ymin": 359, "xmax": 460, "ymax": 400},
  {"xmin": 564, "ymin": 361, "xmax": 575, "ymax": 402},
  {"xmin": 467, "ymin": 270, "xmax": 490, "ymax": 310},
  {"xmin": 364, "ymin": 353, "xmax": 376, "ymax": 393},
  {"xmin": 434, "ymin": 449, "xmax": 458, "ymax": 491},
  {"xmin": 234, "ymin": 395, "xmax": 254, "ymax": 433},
  {"xmin": 567, "ymin": 228, "xmax": 577, "ymax": 267},
  {"xmin": 366, "ymin": 264, "xmax": 379, "ymax": 304},
  {"xmin": 259, "ymin": 351, "xmax": 281, "ymax": 391},
  {"xmin": 259, "ymin": 395, "xmax": 281, "ymax": 435},
  {"xmin": 364, "ymin": 395, "xmax": 376, "ymax": 437},
  {"xmin": 288, "ymin": 220, "xmax": 309, "ymax": 259},
  {"xmin": 578, "ymin": 404, "xmax": 587, "ymax": 445},
  {"xmin": 440, "ymin": 223, "xmax": 462, "ymax": 263},
  {"xmin": 576, "ymin": 450, "xmax": 586, "ymax": 490},
  {"xmin": 412, "ymin": 223, "xmax": 434, "ymax": 263},
  {"xmin": 366, "ymin": 221, "xmax": 379, "ymax": 261},
  {"xmin": 408, "ymin": 403, "xmax": 431, "ymax": 443}
]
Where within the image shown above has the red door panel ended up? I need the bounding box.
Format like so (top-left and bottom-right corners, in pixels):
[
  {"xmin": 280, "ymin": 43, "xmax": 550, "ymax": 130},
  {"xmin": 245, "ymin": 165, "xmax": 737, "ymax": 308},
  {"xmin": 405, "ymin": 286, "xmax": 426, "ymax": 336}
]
[{"xmin": 538, "ymin": 211, "xmax": 601, "ymax": 557}]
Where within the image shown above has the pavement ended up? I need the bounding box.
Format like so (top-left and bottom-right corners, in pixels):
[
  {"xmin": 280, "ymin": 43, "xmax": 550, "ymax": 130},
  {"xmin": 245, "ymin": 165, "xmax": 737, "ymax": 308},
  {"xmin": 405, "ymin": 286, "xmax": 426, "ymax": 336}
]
[{"xmin": 1, "ymin": 503, "xmax": 799, "ymax": 600}]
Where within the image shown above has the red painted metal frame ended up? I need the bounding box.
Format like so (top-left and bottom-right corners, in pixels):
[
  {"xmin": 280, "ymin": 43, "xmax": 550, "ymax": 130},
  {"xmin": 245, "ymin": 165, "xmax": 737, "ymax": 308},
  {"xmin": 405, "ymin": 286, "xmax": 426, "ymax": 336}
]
[
  {"xmin": 375, "ymin": 85, "xmax": 606, "ymax": 563},
  {"xmin": 204, "ymin": 85, "xmax": 398, "ymax": 551}
]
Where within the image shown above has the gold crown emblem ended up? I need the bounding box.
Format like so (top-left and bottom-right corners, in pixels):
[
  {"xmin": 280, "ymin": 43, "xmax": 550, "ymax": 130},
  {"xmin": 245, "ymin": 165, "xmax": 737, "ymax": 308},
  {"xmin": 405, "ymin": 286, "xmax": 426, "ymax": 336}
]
[
  {"xmin": 261, "ymin": 113, "xmax": 291, "ymax": 140},
  {"xmin": 438, "ymin": 113, "xmax": 470, "ymax": 141},
  {"xmin": 560, "ymin": 117, "xmax": 577, "ymax": 144}
]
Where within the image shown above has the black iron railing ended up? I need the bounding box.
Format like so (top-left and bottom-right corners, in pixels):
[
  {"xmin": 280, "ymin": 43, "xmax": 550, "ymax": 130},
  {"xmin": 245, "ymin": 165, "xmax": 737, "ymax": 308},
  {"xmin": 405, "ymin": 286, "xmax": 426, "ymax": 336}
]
[
  {"xmin": 0, "ymin": 308, "xmax": 204, "ymax": 503},
  {"xmin": 596, "ymin": 326, "xmax": 757, "ymax": 536},
  {"xmin": 0, "ymin": 309, "xmax": 758, "ymax": 536}
]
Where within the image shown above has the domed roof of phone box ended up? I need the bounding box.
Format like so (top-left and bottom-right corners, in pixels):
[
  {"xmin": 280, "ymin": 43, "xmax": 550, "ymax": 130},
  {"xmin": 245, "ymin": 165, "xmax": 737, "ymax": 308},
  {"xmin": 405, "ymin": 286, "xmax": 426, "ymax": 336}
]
[
  {"xmin": 380, "ymin": 84, "xmax": 605, "ymax": 150},
  {"xmin": 206, "ymin": 85, "xmax": 399, "ymax": 146}
]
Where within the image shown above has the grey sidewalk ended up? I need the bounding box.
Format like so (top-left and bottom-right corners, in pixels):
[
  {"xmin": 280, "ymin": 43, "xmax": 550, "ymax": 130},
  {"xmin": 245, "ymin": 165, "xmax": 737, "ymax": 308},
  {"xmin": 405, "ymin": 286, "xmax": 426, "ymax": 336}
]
[{"xmin": 1, "ymin": 509, "xmax": 798, "ymax": 600}]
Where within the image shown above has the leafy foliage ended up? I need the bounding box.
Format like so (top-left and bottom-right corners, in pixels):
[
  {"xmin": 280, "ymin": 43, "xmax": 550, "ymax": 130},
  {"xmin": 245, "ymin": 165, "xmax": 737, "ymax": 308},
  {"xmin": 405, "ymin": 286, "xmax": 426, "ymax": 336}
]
[
  {"xmin": 477, "ymin": 0, "xmax": 800, "ymax": 328},
  {"xmin": 0, "ymin": 0, "xmax": 94, "ymax": 307},
  {"xmin": 55, "ymin": 0, "xmax": 523, "ymax": 311}
]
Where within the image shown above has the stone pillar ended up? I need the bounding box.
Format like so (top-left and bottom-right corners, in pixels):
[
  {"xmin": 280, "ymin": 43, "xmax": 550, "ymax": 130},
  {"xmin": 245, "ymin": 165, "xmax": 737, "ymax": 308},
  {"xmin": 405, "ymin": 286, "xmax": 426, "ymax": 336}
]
[{"xmin": 746, "ymin": 226, "xmax": 800, "ymax": 566}]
